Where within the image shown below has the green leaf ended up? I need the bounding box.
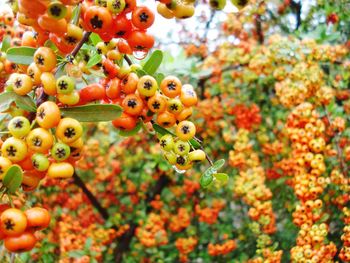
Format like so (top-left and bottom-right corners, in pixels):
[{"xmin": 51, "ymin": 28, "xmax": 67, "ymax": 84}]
[
  {"xmin": 60, "ymin": 104, "xmax": 122, "ymax": 122},
  {"xmin": 6, "ymin": 46, "xmax": 36, "ymax": 65},
  {"xmin": 14, "ymin": 94, "xmax": 36, "ymax": 112},
  {"xmin": 89, "ymin": 33, "xmax": 102, "ymax": 46},
  {"xmin": 119, "ymin": 121, "xmax": 142, "ymax": 137},
  {"xmin": 0, "ymin": 92, "xmax": 15, "ymax": 112},
  {"xmin": 86, "ymin": 53, "xmax": 102, "ymax": 68},
  {"xmin": 143, "ymin": 50, "xmax": 163, "ymax": 75},
  {"xmin": 0, "ymin": 92, "xmax": 36, "ymax": 112},
  {"xmin": 152, "ymin": 123, "xmax": 175, "ymax": 137},
  {"xmin": 213, "ymin": 173, "xmax": 229, "ymax": 183},
  {"xmin": 135, "ymin": 68, "xmax": 147, "ymax": 78},
  {"xmin": 3, "ymin": 165, "xmax": 23, "ymax": 194},
  {"xmin": 84, "ymin": 237, "xmax": 93, "ymax": 250},
  {"xmin": 1, "ymin": 35, "xmax": 11, "ymax": 52},
  {"xmin": 200, "ymin": 167, "xmax": 214, "ymax": 188},
  {"xmin": 88, "ymin": 69, "xmax": 105, "ymax": 78},
  {"xmin": 189, "ymin": 138, "xmax": 201, "ymax": 149},
  {"xmin": 154, "ymin": 72, "xmax": 165, "ymax": 86},
  {"xmin": 71, "ymin": 5, "xmax": 81, "ymax": 25},
  {"xmin": 68, "ymin": 250, "xmax": 85, "ymax": 258},
  {"xmin": 212, "ymin": 159, "xmax": 225, "ymax": 171}
]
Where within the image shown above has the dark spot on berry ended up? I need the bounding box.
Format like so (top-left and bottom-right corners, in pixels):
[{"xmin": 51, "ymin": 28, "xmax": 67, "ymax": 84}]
[
  {"xmin": 33, "ymin": 137, "xmax": 42, "ymax": 147},
  {"xmin": 152, "ymin": 101, "xmax": 161, "ymax": 110},
  {"xmin": 113, "ymin": 0, "xmax": 122, "ymax": 9},
  {"xmin": 139, "ymin": 12, "xmax": 149, "ymax": 23},
  {"xmin": 55, "ymin": 147, "xmax": 67, "ymax": 158},
  {"xmin": 4, "ymin": 219, "xmax": 15, "ymax": 230},
  {"xmin": 143, "ymin": 80, "xmax": 152, "ymax": 90},
  {"xmin": 37, "ymin": 108, "xmax": 46, "ymax": 119},
  {"xmin": 58, "ymin": 80, "xmax": 68, "ymax": 90},
  {"xmin": 127, "ymin": 99, "xmax": 137, "ymax": 108},
  {"xmin": 167, "ymin": 81, "xmax": 176, "ymax": 91},
  {"xmin": 14, "ymin": 78, "xmax": 22, "ymax": 88},
  {"xmin": 181, "ymin": 125, "xmax": 190, "ymax": 134},
  {"xmin": 160, "ymin": 140, "xmax": 167, "ymax": 148},
  {"xmin": 13, "ymin": 119, "xmax": 23, "ymax": 129},
  {"xmin": 176, "ymin": 156, "xmax": 186, "ymax": 165},
  {"xmin": 6, "ymin": 146, "xmax": 17, "ymax": 156},
  {"xmin": 64, "ymin": 128, "xmax": 76, "ymax": 138},
  {"xmin": 50, "ymin": 6, "xmax": 62, "ymax": 17},
  {"xmin": 36, "ymin": 55, "xmax": 45, "ymax": 65},
  {"xmin": 90, "ymin": 15, "xmax": 103, "ymax": 29},
  {"xmin": 170, "ymin": 104, "xmax": 179, "ymax": 111}
]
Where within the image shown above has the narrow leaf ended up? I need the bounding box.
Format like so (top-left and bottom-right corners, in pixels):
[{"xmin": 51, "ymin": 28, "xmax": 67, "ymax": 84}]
[
  {"xmin": 6, "ymin": 47, "xmax": 36, "ymax": 65},
  {"xmin": 143, "ymin": 50, "xmax": 163, "ymax": 75},
  {"xmin": 86, "ymin": 53, "xmax": 102, "ymax": 68},
  {"xmin": 189, "ymin": 138, "xmax": 201, "ymax": 149},
  {"xmin": 212, "ymin": 159, "xmax": 225, "ymax": 171},
  {"xmin": 14, "ymin": 94, "xmax": 36, "ymax": 112},
  {"xmin": 1, "ymin": 36, "xmax": 11, "ymax": 52},
  {"xmin": 152, "ymin": 123, "xmax": 175, "ymax": 137},
  {"xmin": 89, "ymin": 33, "xmax": 102, "ymax": 46},
  {"xmin": 0, "ymin": 92, "xmax": 15, "ymax": 112},
  {"xmin": 213, "ymin": 173, "xmax": 229, "ymax": 183},
  {"xmin": 119, "ymin": 121, "xmax": 142, "ymax": 137},
  {"xmin": 60, "ymin": 104, "xmax": 122, "ymax": 122},
  {"xmin": 3, "ymin": 165, "xmax": 23, "ymax": 194},
  {"xmin": 200, "ymin": 168, "xmax": 214, "ymax": 188},
  {"xmin": 135, "ymin": 68, "xmax": 147, "ymax": 78},
  {"xmin": 154, "ymin": 72, "xmax": 165, "ymax": 86}
]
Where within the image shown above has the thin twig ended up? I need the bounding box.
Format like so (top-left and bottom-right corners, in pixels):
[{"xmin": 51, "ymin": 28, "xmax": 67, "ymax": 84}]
[
  {"xmin": 124, "ymin": 55, "xmax": 133, "ymax": 66},
  {"xmin": 71, "ymin": 31, "xmax": 92, "ymax": 58},
  {"xmin": 290, "ymin": 0, "xmax": 302, "ymax": 30},
  {"xmin": 202, "ymin": 11, "xmax": 215, "ymax": 43}
]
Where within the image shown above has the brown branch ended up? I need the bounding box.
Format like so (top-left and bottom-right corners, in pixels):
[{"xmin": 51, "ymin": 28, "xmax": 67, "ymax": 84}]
[
  {"xmin": 72, "ymin": 172, "xmax": 110, "ymax": 220},
  {"xmin": 290, "ymin": 1, "xmax": 302, "ymax": 30},
  {"xmin": 113, "ymin": 174, "xmax": 170, "ymax": 263},
  {"xmin": 202, "ymin": 11, "xmax": 215, "ymax": 43},
  {"xmin": 71, "ymin": 31, "xmax": 92, "ymax": 58},
  {"xmin": 255, "ymin": 14, "xmax": 264, "ymax": 44}
]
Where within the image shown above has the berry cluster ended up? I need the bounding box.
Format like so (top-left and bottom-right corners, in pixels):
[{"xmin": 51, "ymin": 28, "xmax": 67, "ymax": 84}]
[
  {"xmin": 340, "ymin": 207, "xmax": 350, "ymax": 262},
  {"xmin": 1, "ymin": 104, "xmax": 83, "ymax": 183},
  {"xmin": 0, "ymin": 206, "xmax": 50, "ymax": 253},
  {"xmin": 208, "ymin": 239, "xmax": 237, "ymax": 256},
  {"xmin": 81, "ymin": 1, "xmax": 155, "ymax": 52},
  {"xmin": 230, "ymin": 129, "xmax": 281, "ymax": 261},
  {"xmin": 135, "ymin": 212, "xmax": 168, "ymax": 247},
  {"xmin": 285, "ymin": 102, "xmax": 338, "ymax": 262},
  {"xmin": 157, "ymin": 0, "xmax": 250, "ymax": 20},
  {"xmin": 175, "ymin": 237, "xmax": 198, "ymax": 263}
]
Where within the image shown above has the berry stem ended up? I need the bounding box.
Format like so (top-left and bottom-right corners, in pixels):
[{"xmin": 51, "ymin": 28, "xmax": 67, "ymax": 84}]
[{"xmin": 71, "ymin": 31, "xmax": 92, "ymax": 58}]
